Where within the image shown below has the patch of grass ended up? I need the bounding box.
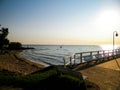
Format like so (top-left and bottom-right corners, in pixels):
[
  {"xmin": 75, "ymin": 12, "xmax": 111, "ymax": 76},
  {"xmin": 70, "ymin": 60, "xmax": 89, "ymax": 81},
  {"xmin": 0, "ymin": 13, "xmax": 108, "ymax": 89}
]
[
  {"xmin": 0, "ymin": 71, "xmax": 19, "ymax": 85},
  {"xmin": 57, "ymin": 74, "xmax": 86, "ymax": 90},
  {"xmin": 15, "ymin": 68, "xmax": 57, "ymax": 85},
  {"xmin": 61, "ymin": 74, "xmax": 80, "ymax": 81},
  {"xmin": 0, "ymin": 66, "xmax": 87, "ymax": 90}
]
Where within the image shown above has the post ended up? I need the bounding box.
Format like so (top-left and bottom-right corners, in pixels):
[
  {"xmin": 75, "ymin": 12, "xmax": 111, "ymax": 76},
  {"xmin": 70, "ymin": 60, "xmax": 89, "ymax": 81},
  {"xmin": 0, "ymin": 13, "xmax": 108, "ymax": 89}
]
[
  {"xmin": 97, "ymin": 51, "xmax": 101, "ymax": 62},
  {"xmin": 80, "ymin": 53, "xmax": 82, "ymax": 63},
  {"xmin": 103, "ymin": 50, "xmax": 105, "ymax": 60},
  {"xmin": 97, "ymin": 51, "xmax": 99, "ymax": 59},
  {"xmin": 90, "ymin": 52, "xmax": 92, "ymax": 56},
  {"xmin": 113, "ymin": 31, "xmax": 118, "ymax": 58},
  {"xmin": 97, "ymin": 51, "xmax": 99, "ymax": 56},
  {"xmin": 74, "ymin": 54, "xmax": 76, "ymax": 65},
  {"xmin": 107, "ymin": 50, "xmax": 109, "ymax": 60},
  {"xmin": 70, "ymin": 56, "xmax": 72, "ymax": 66},
  {"xmin": 63, "ymin": 58, "xmax": 66, "ymax": 68}
]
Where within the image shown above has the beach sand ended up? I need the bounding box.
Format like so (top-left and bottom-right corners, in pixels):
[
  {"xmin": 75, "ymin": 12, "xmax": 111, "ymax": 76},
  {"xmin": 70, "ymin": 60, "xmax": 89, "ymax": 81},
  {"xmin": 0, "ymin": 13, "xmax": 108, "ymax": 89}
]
[
  {"xmin": 0, "ymin": 50, "xmax": 45, "ymax": 75},
  {"xmin": 79, "ymin": 59, "xmax": 120, "ymax": 90}
]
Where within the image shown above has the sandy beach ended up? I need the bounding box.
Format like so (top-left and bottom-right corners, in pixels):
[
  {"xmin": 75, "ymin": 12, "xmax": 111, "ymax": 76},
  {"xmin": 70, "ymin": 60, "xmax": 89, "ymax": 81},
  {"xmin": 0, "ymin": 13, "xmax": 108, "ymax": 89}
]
[{"xmin": 0, "ymin": 50, "xmax": 45, "ymax": 75}]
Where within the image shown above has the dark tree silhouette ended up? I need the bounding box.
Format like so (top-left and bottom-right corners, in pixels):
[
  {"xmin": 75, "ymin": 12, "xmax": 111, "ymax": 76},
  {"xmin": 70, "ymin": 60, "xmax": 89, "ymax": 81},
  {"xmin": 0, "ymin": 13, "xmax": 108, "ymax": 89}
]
[
  {"xmin": 0, "ymin": 26, "xmax": 9, "ymax": 49},
  {"xmin": 9, "ymin": 42, "xmax": 22, "ymax": 50}
]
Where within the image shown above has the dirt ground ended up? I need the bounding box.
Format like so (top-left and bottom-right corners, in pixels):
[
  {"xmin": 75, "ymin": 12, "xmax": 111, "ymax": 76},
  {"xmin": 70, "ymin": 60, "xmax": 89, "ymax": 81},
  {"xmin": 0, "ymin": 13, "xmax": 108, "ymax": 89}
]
[
  {"xmin": 0, "ymin": 50, "xmax": 45, "ymax": 75},
  {"xmin": 79, "ymin": 59, "xmax": 120, "ymax": 90}
]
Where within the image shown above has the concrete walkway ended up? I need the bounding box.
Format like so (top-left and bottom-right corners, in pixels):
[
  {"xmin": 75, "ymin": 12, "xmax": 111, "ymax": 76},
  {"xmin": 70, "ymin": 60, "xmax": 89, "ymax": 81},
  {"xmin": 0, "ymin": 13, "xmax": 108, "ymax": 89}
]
[{"xmin": 78, "ymin": 59, "xmax": 120, "ymax": 90}]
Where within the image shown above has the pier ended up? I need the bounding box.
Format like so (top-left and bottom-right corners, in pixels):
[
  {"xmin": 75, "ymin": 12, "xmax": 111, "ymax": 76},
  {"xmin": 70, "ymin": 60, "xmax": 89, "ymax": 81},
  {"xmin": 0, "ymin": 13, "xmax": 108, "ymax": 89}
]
[{"xmin": 63, "ymin": 49, "xmax": 120, "ymax": 68}]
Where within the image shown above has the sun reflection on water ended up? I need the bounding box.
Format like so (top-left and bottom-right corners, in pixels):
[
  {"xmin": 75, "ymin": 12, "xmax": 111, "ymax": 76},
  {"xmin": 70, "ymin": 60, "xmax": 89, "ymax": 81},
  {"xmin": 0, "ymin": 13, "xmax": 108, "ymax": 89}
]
[{"xmin": 100, "ymin": 44, "xmax": 119, "ymax": 50}]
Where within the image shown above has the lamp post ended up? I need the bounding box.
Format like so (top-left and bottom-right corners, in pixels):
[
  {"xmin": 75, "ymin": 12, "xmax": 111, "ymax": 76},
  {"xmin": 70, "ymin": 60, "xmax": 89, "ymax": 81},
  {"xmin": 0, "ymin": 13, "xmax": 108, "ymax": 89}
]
[{"xmin": 113, "ymin": 31, "xmax": 118, "ymax": 56}]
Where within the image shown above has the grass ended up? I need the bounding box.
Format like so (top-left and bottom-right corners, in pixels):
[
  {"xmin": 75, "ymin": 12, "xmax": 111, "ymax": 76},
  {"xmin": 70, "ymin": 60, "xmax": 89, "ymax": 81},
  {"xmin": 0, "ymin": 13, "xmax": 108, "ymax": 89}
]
[{"xmin": 0, "ymin": 66, "xmax": 87, "ymax": 90}]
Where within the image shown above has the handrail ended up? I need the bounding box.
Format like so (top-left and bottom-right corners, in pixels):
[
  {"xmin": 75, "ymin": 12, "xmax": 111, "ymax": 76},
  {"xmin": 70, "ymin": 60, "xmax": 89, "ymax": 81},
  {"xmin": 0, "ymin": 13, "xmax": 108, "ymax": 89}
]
[{"xmin": 63, "ymin": 49, "xmax": 120, "ymax": 68}]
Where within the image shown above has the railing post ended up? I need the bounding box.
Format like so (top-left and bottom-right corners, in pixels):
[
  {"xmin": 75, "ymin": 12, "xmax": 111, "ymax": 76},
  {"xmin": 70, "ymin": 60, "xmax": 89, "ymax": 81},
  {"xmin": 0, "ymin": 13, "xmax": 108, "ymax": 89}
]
[
  {"xmin": 112, "ymin": 49, "xmax": 115, "ymax": 59},
  {"xmin": 97, "ymin": 51, "xmax": 99, "ymax": 55},
  {"xmin": 80, "ymin": 53, "xmax": 82, "ymax": 63},
  {"xmin": 108, "ymin": 50, "xmax": 109, "ymax": 60},
  {"xmin": 70, "ymin": 56, "xmax": 72, "ymax": 66},
  {"xmin": 116, "ymin": 49, "xmax": 119, "ymax": 58},
  {"xmin": 115, "ymin": 49, "xmax": 117, "ymax": 59},
  {"xmin": 90, "ymin": 52, "xmax": 92, "ymax": 56},
  {"xmin": 97, "ymin": 51, "xmax": 99, "ymax": 59},
  {"xmin": 103, "ymin": 50, "xmax": 105, "ymax": 60},
  {"xmin": 63, "ymin": 57, "xmax": 66, "ymax": 68},
  {"xmin": 74, "ymin": 54, "xmax": 76, "ymax": 65}
]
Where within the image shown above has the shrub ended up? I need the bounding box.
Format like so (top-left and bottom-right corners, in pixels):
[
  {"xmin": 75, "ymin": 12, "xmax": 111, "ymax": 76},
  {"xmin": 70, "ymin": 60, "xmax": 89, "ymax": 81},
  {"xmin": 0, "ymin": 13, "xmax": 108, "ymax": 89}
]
[
  {"xmin": 0, "ymin": 66, "xmax": 87, "ymax": 90},
  {"xmin": 9, "ymin": 42, "xmax": 22, "ymax": 50}
]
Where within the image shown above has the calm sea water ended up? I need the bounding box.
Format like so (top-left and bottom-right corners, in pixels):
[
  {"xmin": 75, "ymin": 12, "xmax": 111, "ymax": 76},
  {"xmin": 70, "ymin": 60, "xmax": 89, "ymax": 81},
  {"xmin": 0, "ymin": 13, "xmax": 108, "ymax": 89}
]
[{"xmin": 20, "ymin": 45, "xmax": 104, "ymax": 66}]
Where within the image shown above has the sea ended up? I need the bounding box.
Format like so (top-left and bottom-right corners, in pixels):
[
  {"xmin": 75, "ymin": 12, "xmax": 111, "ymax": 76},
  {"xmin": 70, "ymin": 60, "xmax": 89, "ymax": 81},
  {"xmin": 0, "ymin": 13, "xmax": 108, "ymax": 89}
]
[{"xmin": 20, "ymin": 45, "xmax": 119, "ymax": 67}]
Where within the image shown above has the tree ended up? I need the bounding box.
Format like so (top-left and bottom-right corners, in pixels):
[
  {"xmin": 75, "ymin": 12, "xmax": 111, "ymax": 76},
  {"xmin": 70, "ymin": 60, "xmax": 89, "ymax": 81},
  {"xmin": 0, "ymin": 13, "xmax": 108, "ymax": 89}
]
[
  {"xmin": 9, "ymin": 42, "xmax": 22, "ymax": 50},
  {"xmin": 0, "ymin": 26, "xmax": 9, "ymax": 49}
]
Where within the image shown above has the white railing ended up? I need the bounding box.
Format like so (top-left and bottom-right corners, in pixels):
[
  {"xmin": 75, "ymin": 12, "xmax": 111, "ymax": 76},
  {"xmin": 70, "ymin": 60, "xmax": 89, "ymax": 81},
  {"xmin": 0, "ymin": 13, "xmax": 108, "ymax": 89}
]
[{"xmin": 63, "ymin": 49, "xmax": 120, "ymax": 68}]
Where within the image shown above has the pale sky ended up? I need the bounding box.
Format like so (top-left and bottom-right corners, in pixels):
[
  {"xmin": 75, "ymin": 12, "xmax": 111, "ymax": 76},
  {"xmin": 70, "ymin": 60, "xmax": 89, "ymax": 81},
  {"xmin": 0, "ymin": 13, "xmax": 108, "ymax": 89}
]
[{"xmin": 0, "ymin": 0, "xmax": 120, "ymax": 45}]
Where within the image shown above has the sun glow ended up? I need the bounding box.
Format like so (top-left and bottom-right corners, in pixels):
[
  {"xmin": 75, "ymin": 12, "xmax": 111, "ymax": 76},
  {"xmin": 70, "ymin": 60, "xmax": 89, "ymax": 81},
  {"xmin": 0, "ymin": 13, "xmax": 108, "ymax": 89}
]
[
  {"xmin": 100, "ymin": 44, "xmax": 119, "ymax": 50},
  {"xmin": 94, "ymin": 8, "xmax": 120, "ymax": 30},
  {"xmin": 98, "ymin": 10, "xmax": 119, "ymax": 24}
]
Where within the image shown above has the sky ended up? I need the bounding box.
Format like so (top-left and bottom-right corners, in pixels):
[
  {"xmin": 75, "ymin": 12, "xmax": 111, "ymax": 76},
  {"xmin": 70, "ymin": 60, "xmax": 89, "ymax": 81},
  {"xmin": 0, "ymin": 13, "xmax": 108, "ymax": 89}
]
[{"xmin": 0, "ymin": 0, "xmax": 120, "ymax": 45}]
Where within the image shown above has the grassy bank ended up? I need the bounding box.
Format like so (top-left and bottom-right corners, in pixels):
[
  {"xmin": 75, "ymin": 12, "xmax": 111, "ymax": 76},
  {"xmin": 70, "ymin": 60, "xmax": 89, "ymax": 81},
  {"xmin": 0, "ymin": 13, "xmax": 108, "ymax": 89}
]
[{"xmin": 0, "ymin": 66, "xmax": 87, "ymax": 90}]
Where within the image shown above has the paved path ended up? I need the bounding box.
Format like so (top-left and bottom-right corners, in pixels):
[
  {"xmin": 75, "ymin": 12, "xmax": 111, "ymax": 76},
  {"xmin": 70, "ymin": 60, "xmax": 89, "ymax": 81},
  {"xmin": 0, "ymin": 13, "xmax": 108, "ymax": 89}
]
[{"xmin": 78, "ymin": 59, "xmax": 120, "ymax": 90}]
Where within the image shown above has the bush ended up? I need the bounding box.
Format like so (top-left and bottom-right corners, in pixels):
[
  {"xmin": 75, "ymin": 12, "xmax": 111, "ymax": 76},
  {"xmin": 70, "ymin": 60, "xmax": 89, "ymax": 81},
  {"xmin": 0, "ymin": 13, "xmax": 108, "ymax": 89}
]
[
  {"xmin": 9, "ymin": 42, "xmax": 22, "ymax": 50},
  {"xmin": 0, "ymin": 66, "xmax": 87, "ymax": 90}
]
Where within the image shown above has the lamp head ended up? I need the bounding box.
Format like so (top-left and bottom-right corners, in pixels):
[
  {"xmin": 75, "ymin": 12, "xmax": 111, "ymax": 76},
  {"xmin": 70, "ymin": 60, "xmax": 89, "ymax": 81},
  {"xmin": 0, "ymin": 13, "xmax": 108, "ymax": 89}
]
[{"xmin": 116, "ymin": 33, "xmax": 118, "ymax": 37}]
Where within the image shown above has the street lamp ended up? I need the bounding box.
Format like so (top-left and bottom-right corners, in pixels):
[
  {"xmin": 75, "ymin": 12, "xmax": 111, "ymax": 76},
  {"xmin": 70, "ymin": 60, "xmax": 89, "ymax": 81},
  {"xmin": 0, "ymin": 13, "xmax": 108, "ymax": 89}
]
[{"xmin": 113, "ymin": 31, "xmax": 118, "ymax": 55}]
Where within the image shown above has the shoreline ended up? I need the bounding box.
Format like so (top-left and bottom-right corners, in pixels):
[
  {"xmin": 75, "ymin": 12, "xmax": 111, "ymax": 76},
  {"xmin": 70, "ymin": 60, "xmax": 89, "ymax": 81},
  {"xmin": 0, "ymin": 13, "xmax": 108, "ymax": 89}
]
[
  {"xmin": 19, "ymin": 50, "xmax": 51, "ymax": 67},
  {"xmin": 0, "ymin": 50, "xmax": 45, "ymax": 75},
  {"xmin": 16, "ymin": 50, "xmax": 46, "ymax": 68}
]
